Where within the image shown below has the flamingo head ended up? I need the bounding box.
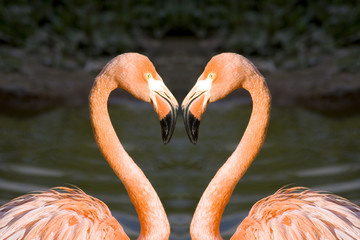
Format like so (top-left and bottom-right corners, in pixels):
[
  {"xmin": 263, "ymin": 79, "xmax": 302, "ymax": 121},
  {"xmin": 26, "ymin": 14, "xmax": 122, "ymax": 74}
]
[
  {"xmin": 100, "ymin": 53, "xmax": 179, "ymax": 144},
  {"xmin": 181, "ymin": 53, "xmax": 259, "ymax": 144}
]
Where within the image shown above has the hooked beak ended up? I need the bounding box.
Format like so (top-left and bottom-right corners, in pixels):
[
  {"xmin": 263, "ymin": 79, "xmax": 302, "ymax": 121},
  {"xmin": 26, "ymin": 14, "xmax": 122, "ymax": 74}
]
[
  {"xmin": 158, "ymin": 92, "xmax": 178, "ymax": 144},
  {"xmin": 151, "ymin": 86, "xmax": 179, "ymax": 144},
  {"xmin": 181, "ymin": 83, "xmax": 210, "ymax": 144}
]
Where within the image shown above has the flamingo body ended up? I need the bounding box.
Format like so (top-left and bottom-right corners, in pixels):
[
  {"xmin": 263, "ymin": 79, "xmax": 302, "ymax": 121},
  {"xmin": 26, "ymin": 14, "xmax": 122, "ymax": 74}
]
[
  {"xmin": 182, "ymin": 53, "xmax": 360, "ymax": 239},
  {"xmin": 0, "ymin": 188, "xmax": 127, "ymax": 240},
  {"xmin": 234, "ymin": 187, "xmax": 360, "ymax": 240},
  {"xmin": 0, "ymin": 53, "xmax": 178, "ymax": 239}
]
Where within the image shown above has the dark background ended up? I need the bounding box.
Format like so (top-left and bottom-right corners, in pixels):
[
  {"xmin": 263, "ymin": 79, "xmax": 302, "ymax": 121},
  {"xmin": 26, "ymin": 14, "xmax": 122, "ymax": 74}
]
[
  {"xmin": 1, "ymin": 0, "xmax": 360, "ymax": 66},
  {"xmin": 1, "ymin": 0, "xmax": 360, "ymax": 115},
  {"xmin": 1, "ymin": 2, "xmax": 360, "ymax": 239}
]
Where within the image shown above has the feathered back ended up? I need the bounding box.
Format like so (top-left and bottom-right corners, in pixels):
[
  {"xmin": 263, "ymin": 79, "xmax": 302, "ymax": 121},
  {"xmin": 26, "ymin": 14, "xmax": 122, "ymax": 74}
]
[
  {"xmin": 0, "ymin": 187, "xmax": 128, "ymax": 240},
  {"xmin": 233, "ymin": 187, "xmax": 360, "ymax": 240}
]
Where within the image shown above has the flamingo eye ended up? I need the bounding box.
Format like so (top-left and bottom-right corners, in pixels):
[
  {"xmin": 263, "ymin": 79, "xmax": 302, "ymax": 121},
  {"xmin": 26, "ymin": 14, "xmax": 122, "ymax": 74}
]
[
  {"xmin": 208, "ymin": 73, "xmax": 216, "ymax": 80},
  {"xmin": 145, "ymin": 73, "xmax": 152, "ymax": 80}
]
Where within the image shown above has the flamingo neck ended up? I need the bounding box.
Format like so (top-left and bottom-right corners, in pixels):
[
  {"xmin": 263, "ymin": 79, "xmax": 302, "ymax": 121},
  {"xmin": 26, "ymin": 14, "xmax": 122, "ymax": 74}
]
[
  {"xmin": 89, "ymin": 76, "xmax": 170, "ymax": 240},
  {"xmin": 190, "ymin": 76, "xmax": 271, "ymax": 240}
]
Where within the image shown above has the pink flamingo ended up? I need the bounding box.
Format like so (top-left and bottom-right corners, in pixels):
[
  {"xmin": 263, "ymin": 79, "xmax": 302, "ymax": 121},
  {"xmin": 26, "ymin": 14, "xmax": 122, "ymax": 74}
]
[
  {"xmin": 0, "ymin": 53, "xmax": 178, "ymax": 239},
  {"xmin": 182, "ymin": 53, "xmax": 360, "ymax": 239}
]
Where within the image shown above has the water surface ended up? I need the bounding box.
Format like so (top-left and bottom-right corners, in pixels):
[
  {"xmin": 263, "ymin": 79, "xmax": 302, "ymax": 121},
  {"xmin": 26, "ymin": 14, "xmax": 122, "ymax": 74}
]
[{"xmin": 0, "ymin": 102, "xmax": 359, "ymax": 239}]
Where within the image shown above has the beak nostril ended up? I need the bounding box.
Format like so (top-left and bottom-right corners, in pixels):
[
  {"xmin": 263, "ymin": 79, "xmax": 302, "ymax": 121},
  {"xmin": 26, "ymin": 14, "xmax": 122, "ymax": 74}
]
[
  {"xmin": 163, "ymin": 92, "xmax": 171, "ymax": 100},
  {"xmin": 189, "ymin": 91, "xmax": 197, "ymax": 100},
  {"xmin": 154, "ymin": 90, "xmax": 172, "ymax": 101}
]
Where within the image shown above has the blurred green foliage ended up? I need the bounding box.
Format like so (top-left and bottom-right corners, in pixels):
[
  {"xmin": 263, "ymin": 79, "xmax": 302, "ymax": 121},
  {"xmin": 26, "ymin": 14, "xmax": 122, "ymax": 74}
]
[{"xmin": 0, "ymin": 0, "xmax": 359, "ymax": 69}]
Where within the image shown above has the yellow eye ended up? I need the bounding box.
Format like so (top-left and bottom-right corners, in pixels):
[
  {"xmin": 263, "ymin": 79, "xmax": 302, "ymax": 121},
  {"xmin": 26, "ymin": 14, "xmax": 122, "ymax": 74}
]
[
  {"xmin": 145, "ymin": 73, "xmax": 152, "ymax": 79},
  {"xmin": 208, "ymin": 73, "xmax": 216, "ymax": 79}
]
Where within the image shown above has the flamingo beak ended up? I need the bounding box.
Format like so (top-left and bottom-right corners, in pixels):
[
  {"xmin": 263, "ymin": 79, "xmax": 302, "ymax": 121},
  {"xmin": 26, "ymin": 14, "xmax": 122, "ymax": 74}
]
[
  {"xmin": 181, "ymin": 83, "xmax": 210, "ymax": 144},
  {"xmin": 156, "ymin": 91, "xmax": 179, "ymax": 144},
  {"xmin": 150, "ymin": 80, "xmax": 179, "ymax": 144}
]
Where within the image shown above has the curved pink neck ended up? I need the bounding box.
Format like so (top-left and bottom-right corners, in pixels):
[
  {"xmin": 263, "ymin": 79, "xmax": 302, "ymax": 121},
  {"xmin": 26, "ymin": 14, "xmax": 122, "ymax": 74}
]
[
  {"xmin": 190, "ymin": 76, "xmax": 271, "ymax": 239},
  {"xmin": 89, "ymin": 76, "xmax": 170, "ymax": 240}
]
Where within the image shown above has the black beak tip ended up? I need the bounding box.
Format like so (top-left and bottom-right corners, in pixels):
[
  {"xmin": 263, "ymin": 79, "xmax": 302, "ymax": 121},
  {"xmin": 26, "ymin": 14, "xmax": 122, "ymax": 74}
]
[
  {"xmin": 162, "ymin": 135, "xmax": 171, "ymax": 145},
  {"xmin": 181, "ymin": 106, "xmax": 200, "ymax": 144},
  {"xmin": 160, "ymin": 107, "xmax": 178, "ymax": 144},
  {"xmin": 188, "ymin": 113, "xmax": 200, "ymax": 144}
]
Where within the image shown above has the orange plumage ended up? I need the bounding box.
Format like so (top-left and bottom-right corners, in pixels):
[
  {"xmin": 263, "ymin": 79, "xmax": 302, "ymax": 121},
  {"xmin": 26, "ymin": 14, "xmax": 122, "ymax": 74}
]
[
  {"xmin": 182, "ymin": 53, "xmax": 360, "ymax": 239},
  {"xmin": 0, "ymin": 53, "xmax": 178, "ymax": 240}
]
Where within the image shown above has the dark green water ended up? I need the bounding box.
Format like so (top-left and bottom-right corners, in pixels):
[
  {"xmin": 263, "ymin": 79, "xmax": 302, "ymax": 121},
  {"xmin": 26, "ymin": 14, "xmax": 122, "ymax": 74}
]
[{"xmin": 0, "ymin": 102, "xmax": 359, "ymax": 239}]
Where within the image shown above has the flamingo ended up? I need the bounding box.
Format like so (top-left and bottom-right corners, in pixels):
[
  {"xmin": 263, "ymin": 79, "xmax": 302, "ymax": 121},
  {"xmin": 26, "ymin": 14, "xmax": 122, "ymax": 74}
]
[
  {"xmin": 182, "ymin": 53, "xmax": 360, "ymax": 239},
  {"xmin": 0, "ymin": 53, "xmax": 178, "ymax": 240}
]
